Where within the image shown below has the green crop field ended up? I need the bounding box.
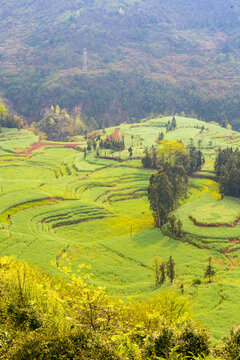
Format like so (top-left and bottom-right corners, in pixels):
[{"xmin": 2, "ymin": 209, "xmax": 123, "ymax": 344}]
[{"xmin": 1, "ymin": 116, "xmax": 240, "ymax": 340}]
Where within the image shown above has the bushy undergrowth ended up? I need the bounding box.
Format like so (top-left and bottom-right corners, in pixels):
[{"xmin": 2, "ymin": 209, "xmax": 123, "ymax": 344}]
[{"xmin": 0, "ymin": 256, "xmax": 235, "ymax": 360}]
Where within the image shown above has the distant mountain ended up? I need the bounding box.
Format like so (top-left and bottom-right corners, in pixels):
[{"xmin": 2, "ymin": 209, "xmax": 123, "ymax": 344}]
[{"xmin": 1, "ymin": 0, "xmax": 240, "ymax": 128}]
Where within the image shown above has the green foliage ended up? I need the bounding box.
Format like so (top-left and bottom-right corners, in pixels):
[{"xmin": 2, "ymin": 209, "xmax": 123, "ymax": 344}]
[
  {"xmin": 1, "ymin": 116, "xmax": 240, "ymax": 344},
  {"xmin": 35, "ymin": 105, "xmax": 87, "ymax": 141},
  {"xmin": 166, "ymin": 256, "xmax": 176, "ymax": 284},
  {"xmin": 218, "ymin": 325, "xmax": 240, "ymax": 360},
  {"xmin": 0, "ymin": 255, "xmax": 218, "ymax": 360},
  {"xmin": 204, "ymin": 258, "xmax": 216, "ymax": 283},
  {"xmin": 143, "ymin": 321, "xmax": 211, "ymax": 360},
  {"xmin": 147, "ymin": 161, "xmax": 188, "ymax": 227},
  {"xmin": 215, "ymin": 147, "xmax": 240, "ymax": 197},
  {"xmin": 0, "ymin": 103, "xmax": 24, "ymax": 129},
  {"xmin": 148, "ymin": 169, "xmax": 174, "ymax": 227}
]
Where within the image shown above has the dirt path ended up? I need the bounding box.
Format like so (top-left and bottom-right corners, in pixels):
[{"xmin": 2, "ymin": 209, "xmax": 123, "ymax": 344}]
[
  {"xmin": 109, "ymin": 128, "xmax": 121, "ymax": 141},
  {"xmin": 221, "ymin": 245, "xmax": 240, "ymax": 272},
  {"xmin": 226, "ymin": 255, "xmax": 233, "ymax": 272}
]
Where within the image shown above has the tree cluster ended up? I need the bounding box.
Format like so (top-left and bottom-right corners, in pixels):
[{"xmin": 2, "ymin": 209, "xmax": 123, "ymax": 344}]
[
  {"xmin": 0, "ymin": 103, "xmax": 24, "ymax": 129},
  {"xmin": 153, "ymin": 256, "xmax": 176, "ymax": 287},
  {"xmin": 215, "ymin": 147, "xmax": 240, "ymax": 197},
  {"xmin": 35, "ymin": 105, "xmax": 94, "ymax": 141},
  {"xmin": 188, "ymin": 139, "xmax": 205, "ymax": 174},
  {"xmin": 165, "ymin": 116, "xmax": 177, "ymax": 132},
  {"xmin": 148, "ymin": 162, "xmax": 188, "ymax": 227},
  {"xmin": 165, "ymin": 215, "xmax": 184, "ymax": 240},
  {"xmin": 142, "ymin": 140, "xmax": 205, "ymax": 176},
  {"xmin": 99, "ymin": 137, "xmax": 124, "ymax": 151}
]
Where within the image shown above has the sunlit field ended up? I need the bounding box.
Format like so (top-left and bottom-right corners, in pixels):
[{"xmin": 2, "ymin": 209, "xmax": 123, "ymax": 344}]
[{"xmin": 1, "ymin": 117, "xmax": 240, "ymax": 339}]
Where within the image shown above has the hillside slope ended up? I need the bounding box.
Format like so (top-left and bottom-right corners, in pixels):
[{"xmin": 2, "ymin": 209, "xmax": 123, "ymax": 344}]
[
  {"xmin": 1, "ymin": 0, "xmax": 240, "ymax": 127},
  {"xmin": 1, "ymin": 117, "xmax": 240, "ymax": 338}
]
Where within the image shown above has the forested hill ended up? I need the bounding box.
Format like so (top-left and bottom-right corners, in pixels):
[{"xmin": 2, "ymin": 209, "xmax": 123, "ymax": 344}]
[{"xmin": 1, "ymin": 0, "xmax": 240, "ymax": 128}]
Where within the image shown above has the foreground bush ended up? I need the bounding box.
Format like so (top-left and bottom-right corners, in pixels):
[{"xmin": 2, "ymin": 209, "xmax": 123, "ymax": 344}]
[
  {"xmin": 216, "ymin": 325, "xmax": 240, "ymax": 359},
  {"xmin": 0, "ymin": 256, "xmax": 229, "ymax": 360},
  {"xmin": 142, "ymin": 321, "xmax": 210, "ymax": 360},
  {"xmin": 2, "ymin": 330, "xmax": 120, "ymax": 360}
]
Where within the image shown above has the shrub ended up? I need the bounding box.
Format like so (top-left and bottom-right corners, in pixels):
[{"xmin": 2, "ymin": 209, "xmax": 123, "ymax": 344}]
[
  {"xmin": 176, "ymin": 321, "xmax": 211, "ymax": 359},
  {"xmin": 217, "ymin": 325, "xmax": 240, "ymax": 360},
  {"xmin": 143, "ymin": 325, "xmax": 177, "ymax": 359},
  {"xmin": 6, "ymin": 329, "xmax": 121, "ymax": 360},
  {"xmin": 192, "ymin": 278, "xmax": 202, "ymax": 286},
  {"xmin": 143, "ymin": 321, "xmax": 211, "ymax": 360}
]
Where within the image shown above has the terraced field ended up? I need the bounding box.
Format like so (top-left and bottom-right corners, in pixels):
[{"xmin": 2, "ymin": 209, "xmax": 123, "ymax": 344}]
[{"xmin": 1, "ymin": 117, "xmax": 240, "ymax": 339}]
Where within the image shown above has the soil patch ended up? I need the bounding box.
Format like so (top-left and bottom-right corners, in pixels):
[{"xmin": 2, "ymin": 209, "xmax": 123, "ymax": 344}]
[{"xmin": 22, "ymin": 141, "xmax": 80, "ymax": 156}]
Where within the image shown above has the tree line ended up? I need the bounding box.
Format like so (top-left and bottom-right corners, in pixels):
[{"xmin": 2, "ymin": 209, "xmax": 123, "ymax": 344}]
[{"xmin": 152, "ymin": 255, "xmax": 216, "ymax": 288}]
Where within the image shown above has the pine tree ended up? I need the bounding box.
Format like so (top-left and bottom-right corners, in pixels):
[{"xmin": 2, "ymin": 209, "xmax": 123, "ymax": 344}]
[
  {"xmin": 204, "ymin": 257, "xmax": 215, "ymax": 283},
  {"xmin": 171, "ymin": 116, "xmax": 177, "ymax": 130},
  {"xmin": 166, "ymin": 256, "xmax": 175, "ymax": 284}
]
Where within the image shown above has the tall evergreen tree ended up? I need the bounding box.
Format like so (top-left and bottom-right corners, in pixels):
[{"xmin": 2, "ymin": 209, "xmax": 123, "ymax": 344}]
[
  {"xmin": 166, "ymin": 256, "xmax": 175, "ymax": 284},
  {"xmin": 148, "ymin": 169, "xmax": 174, "ymax": 227},
  {"xmin": 204, "ymin": 257, "xmax": 215, "ymax": 283},
  {"xmin": 171, "ymin": 116, "xmax": 177, "ymax": 130}
]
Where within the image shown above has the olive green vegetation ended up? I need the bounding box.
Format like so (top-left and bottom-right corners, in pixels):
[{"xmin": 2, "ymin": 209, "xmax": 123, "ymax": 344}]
[{"xmin": 1, "ymin": 116, "xmax": 240, "ymax": 343}]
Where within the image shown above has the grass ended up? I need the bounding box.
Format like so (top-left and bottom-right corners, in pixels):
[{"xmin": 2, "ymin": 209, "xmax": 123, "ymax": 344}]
[{"xmin": 1, "ymin": 117, "xmax": 240, "ymax": 340}]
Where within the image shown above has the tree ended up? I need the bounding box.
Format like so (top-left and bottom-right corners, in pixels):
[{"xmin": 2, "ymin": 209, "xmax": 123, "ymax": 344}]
[
  {"xmin": 166, "ymin": 215, "xmax": 184, "ymax": 239},
  {"xmin": 171, "ymin": 116, "xmax": 177, "ymax": 130},
  {"xmin": 87, "ymin": 140, "xmax": 92, "ymax": 152},
  {"xmin": 163, "ymin": 163, "xmax": 188, "ymax": 208},
  {"xmin": 158, "ymin": 132, "xmax": 164, "ymax": 141},
  {"xmin": 152, "ymin": 257, "xmax": 162, "ymax": 287},
  {"xmin": 158, "ymin": 140, "xmax": 189, "ymax": 169},
  {"xmin": 215, "ymin": 147, "xmax": 240, "ymax": 197},
  {"xmin": 151, "ymin": 146, "xmax": 157, "ymax": 168},
  {"xmin": 148, "ymin": 169, "xmax": 174, "ymax": 227},
  {"xmin": 151, "ymin": 257, "xmax": 166, "ymax": 287},
  {"xmin": 128, "ymin": 146, "xmax": 133, "ymax": 158},
  {"xmin": 204, "ymin": 257, "xmax": 215, "ymax": 283},
  {"xmin": 142, "ymin": 148, "xmax": 151, "ymax": 168},
  {"xmin": 166, "ymin": 256, "xmax": 175, "ymax": 284},
  {"xmin": 159, "ymin": 262, "xmax": 166, "ymax": 285}
]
